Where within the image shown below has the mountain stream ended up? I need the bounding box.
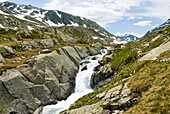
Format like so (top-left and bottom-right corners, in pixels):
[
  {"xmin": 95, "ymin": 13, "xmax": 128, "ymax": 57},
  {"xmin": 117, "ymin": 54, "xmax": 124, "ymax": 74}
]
[{"xmin": 43, "ymin": 48, "xmax": 108, "ymax": 114}]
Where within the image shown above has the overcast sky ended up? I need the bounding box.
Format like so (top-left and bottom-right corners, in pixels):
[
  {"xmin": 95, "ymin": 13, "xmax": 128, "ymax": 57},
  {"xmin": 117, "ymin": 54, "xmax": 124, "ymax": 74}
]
[{"xmin": 1, "ymin": 0, "xmax": 170, "ymax": 37}]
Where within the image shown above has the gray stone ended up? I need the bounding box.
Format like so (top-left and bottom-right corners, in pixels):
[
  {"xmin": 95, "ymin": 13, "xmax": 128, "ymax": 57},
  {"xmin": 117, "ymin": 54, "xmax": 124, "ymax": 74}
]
[
  {"xmin": 59, "ymin": 82, "xmax": 74, "ymax": 100},
  {"xmin": 0, "ymin": 53, "xmax": 6, "ymax": 65},
  {"xmin": 61, "ymin": 46, "xmax": 81, "ymax": 67},
  {"xmin": 74, "ymin": 46, "xmax": 89, "ymax": 59},
  {"xmin": 39, "ymin": 39, "xmax": 55, "ymax": 48},
  {"xmin": 88, "ymin": 47, "xmax": 99, "ymax": 55},
  {"xmin": 29, "ymin": 85, "xmax": 51, "ymax": 105},
  {"xmin": 0, "ymin": 45, "xmax": 16, "ymax": 58},
  {"xmin": 45, "ymin": 78, "xmax": 60, "ymax": 100}
]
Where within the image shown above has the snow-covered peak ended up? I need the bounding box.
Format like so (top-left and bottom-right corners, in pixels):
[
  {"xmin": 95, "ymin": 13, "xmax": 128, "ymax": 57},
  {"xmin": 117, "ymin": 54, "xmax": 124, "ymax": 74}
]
[{"xmin": 116, "ymin": 34, "xmax": 140, "ymax": 42}]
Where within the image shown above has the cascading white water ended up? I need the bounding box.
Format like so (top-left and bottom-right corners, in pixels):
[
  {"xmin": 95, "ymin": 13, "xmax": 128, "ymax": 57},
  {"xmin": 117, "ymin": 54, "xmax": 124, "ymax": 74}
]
[{"xmin": 43, "ymin": 49, "xmax": 108, "ymax": 114}]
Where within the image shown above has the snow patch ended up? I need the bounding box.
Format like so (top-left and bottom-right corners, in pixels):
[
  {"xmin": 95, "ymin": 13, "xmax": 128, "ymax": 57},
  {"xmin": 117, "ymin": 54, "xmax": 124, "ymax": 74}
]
[
  {"xmin": 113, "ymin": 39, "xmax": 127, "ymax": 44},
  {"xmin": 0, "ymin": 10, "xmax": 9, "ymax": 15},
  {"xmin": 92, "ymin": 36, "xmax": 99, "ymax": 39},
  {"xmin": 45, "ymin": 20, "xmax": 58, "ymax": 26},
  {"xmin": 0, "ymin": 23, "xmax": 4, "ymax": 28},
  {"xmin": 27, "ymin": 26, "xmax": 34, "ymax": 30},
  {"xmin": 70, "ymin": 21, "xmax": 79, "ymax": 27},
  {"xmin": 55, "ymin": 11, "xmax": 62, "ymax": 18},
  {"xmin": 83, "ymin": 24, "xmax": 87, "ymax": 28},
  {"xmin": 13, "ymin": 27, "xmax": 18, "ymax": 30}
]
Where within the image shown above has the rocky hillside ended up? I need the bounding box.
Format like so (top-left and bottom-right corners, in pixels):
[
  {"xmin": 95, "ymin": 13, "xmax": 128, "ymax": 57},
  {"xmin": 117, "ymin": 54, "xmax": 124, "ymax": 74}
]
[
  {"xmin": 62, "ymin": 25, "xmax": 170, "ymax": 114},
  {"xmin": 0, "ymin": 1, "xmax": 109, "ymax": 34},
  {"xmin": 117, "ymin": 34, "xmax": 140, "ymax": 42}
]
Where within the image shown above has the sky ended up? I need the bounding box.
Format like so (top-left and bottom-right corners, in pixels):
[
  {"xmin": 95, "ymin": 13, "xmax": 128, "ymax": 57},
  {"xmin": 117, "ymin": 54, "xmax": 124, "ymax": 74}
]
[{"xmin": 0, "ymin": 0, "xmax": 170, "ymax": 37}]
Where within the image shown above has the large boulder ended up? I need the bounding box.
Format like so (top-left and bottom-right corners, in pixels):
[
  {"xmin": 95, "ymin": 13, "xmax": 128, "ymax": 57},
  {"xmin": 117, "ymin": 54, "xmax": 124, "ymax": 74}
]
[
  {"xmin": 74, "ymin": 46, "xmax": 89, "ymax": 59},
  {"xmin": 90, "ymin": 64, "xmax": 115, "ymax": 89},
  {"xmin": 61, "ymin": 46, "xmax": 81, "ymax": 67},
  {"xmin": 88, "ymin": 47, "xmax": 99, "ymax": 55},
  {"xmin": 45, "ymin": 78, "xmax": 61, "ymax": 100},
  {"xmin": 39, "ymin": 39, "xmax": 55, "ymax": 48},
  {"xmin": 0, "ymin": 45, "xmax": 16, "ymax": 58},
  {"xmin": 0, "ymin": 69, "xmax": 40, "ymax": 113},
  {"xmin": 29, "ymin": 85, "xmax": 56, "ymax": 105},
  {"xmin": 19, "ymin": 49, "xmax": 78, "ymax": 103}
]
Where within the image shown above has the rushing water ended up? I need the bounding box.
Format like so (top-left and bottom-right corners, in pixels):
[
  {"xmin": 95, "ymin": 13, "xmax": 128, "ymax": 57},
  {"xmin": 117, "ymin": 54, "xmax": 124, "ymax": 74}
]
[{"xmin": 43, "ymin": 49, "xmax": 108, "ymax": 114}]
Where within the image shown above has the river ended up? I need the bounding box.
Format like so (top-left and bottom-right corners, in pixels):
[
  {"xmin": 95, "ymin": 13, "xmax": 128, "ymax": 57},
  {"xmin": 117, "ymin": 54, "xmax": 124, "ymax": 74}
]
[{"xmin": 43, "ymin": 48, "xmax": 108, "ymax": 114}]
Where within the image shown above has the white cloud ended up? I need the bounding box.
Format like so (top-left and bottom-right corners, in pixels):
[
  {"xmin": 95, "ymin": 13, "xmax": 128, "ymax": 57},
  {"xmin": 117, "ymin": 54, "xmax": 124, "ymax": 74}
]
[
  {"xmin": 134, "ymin": 21, "xmax": 152, "ymax": 26},
  {"xmin": 115, "ymin": 32, "xmax": 144, "ymax": 38},
  {"xmin": 0, "ymin": 0, "xmax": 7, "ymax": 2},
  {"xmin": 138, "ymin": 17, "xmax": 142, "ymax": 19},
  {"xmin": 44, "ymin": 0, "xmax": 170, "ymax": 27},
  {"xmin": 44, "ymin": 0, "xmax": 143, "ymax": 27},
  {"xmin": 127, "ymin": 16, "xmax": 135, "ymax": 20}
]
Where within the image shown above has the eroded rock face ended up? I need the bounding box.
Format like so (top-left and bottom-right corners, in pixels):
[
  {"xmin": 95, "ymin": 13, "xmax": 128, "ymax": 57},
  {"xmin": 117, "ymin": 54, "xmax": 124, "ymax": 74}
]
[{"xmin": 0, "ymin": 45, "xmax": 102, "ymax": 113}]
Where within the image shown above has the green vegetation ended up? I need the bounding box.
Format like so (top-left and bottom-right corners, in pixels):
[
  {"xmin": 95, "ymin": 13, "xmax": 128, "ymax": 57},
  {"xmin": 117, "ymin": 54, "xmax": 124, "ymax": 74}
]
[
  {"xmin": 158, "ymin": 50, "xmax": 170, "ymax": 59},
  {"xmin": 126, "ymin": 61, "xmax": 170, "ymax": 114},
  {"xmin": 110, "ymin": 42, "xmax": 138, "ymax": 70},
  {"xmin": 66, "ymin": 25, "xmax": 170, "ymax": 113}
]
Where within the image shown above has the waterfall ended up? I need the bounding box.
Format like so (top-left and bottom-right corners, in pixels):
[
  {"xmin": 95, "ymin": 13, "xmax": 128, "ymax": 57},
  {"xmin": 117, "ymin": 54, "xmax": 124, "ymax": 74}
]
[{"xmin": 43, "ymin": 48, "xmax": 108, "ymax": 114}]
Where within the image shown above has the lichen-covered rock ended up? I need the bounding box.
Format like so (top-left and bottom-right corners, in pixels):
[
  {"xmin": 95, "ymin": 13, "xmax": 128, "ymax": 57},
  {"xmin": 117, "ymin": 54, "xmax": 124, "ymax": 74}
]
[
  {"xmin": 61, "ymin": 46, "xmax": 81, "ymax": 67},
  {"xmin": 0, "ymin": 45, "xmax": 16, "ymax": 58},
  {"xmin": 88, "ymin": 47, "xmax": 99, "ymax": 55},
  {"xmin": 0, "ymin": 53, "xmax": 6, "ymax": 67},
  {"xmin": 0, "ymin": 69, "xmax": 40, "ymax": 113},
  {"xmin": 90, "ymin": 63, "xmax": 115, "ymax": 89},
  {"xmin": 74, "ymin": 46, "xmax": 89, "ymax": 59},
  {"xmin": 39, "ymin": 39, "xmax": 55, "ymax": 48},
  {"xmin": 29, "ymin": 85, "xmax": 56, "ymax": 105}
]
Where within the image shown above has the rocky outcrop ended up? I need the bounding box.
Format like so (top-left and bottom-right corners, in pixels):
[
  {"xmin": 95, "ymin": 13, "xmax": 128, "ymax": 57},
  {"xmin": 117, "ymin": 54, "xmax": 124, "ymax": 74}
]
[
  {"xmin": 17, "ymin": 38, "xmax": 59, "ymax": 50},
  {"xmin": 63, "ymin": 82, "xmax": 135, "ymax": 114},
  {"xmin": 138, "ymin": 41, "xmax": 170, "ymax": 61},
  {"xmin": 0, "ymin": 45, "xmax": 16, "ymax": 58},
  {"xmin": 90, "ymin": 51, "xmax": 115, "ymax": 89},
  {"xmin": 0, "ymin": 45, "xmax": 102, "ymax": 113}
]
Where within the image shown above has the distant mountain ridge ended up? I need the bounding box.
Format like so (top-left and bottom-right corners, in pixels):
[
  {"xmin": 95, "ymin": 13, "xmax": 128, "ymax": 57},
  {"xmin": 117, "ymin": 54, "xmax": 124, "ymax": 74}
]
[
  {"xmin": 0, "ymin": 1, "xmax": 106, "ymax": 33},
  {"xmin": 116, "ymin": 34, "xmax": 140, "ymax": 42},
  {"xmin": 143, "ymin": 18, "xmax": 170, "ymax": 37}
]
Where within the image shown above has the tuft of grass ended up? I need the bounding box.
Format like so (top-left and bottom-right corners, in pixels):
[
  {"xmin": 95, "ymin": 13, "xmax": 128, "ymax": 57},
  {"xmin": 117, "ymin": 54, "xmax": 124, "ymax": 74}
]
[
  {"xmin": 125, "ymin": 61, "xmax": 170, "ymax": 114},
  {"xmin": 158, "ymin": 50, "xmax": 170, "ymax": 59}
]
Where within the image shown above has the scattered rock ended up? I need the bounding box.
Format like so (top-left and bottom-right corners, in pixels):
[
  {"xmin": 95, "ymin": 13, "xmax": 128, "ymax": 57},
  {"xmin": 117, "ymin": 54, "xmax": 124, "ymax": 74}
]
[
  {"xmin": 0, "ymin": 45, "xmax": 16, "ymax": 58},
  {"xmin": 81, "ymin": 64, "xmax": 87, "ymax": 71},
  {"xmin": 91, "ymin": 56, "xmax": 97, "ymax": 60}
]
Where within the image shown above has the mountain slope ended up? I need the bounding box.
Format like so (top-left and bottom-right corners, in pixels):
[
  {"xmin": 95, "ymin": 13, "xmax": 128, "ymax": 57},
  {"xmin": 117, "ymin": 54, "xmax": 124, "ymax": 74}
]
[
  {"xmin": 0, "ymin": 1, "xmax": 107, "ymax": 33},
  {"xmin": 143, "ymin": 18, "xmax": 170, "ymax": 37},
  {"xmin": 117, "ymin": 34, "xmax": 140, "ymax": 42}
]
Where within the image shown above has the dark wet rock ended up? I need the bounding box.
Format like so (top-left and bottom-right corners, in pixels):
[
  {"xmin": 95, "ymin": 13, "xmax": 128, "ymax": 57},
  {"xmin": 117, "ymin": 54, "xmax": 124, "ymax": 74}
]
[{"xmin": 81, "ymin": 64, "xmax": 87, "ymax": 71}]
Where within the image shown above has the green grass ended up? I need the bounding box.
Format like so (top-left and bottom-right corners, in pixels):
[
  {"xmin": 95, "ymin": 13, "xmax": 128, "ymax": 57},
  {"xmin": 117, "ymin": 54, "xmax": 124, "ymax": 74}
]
[{"xmin": 125, "ymin": 61, "xmax": 170, "ymax": 114}]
